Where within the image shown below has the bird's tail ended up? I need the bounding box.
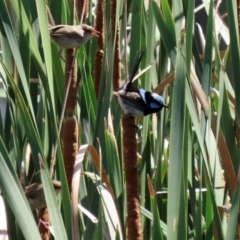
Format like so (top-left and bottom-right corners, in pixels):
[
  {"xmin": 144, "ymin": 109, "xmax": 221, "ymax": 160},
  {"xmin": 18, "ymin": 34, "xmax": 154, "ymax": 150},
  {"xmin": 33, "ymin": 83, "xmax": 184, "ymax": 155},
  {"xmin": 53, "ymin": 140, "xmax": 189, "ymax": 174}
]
[{"xmin": 126, "ymin": 50, "xmax": 144, "ymax": 91}]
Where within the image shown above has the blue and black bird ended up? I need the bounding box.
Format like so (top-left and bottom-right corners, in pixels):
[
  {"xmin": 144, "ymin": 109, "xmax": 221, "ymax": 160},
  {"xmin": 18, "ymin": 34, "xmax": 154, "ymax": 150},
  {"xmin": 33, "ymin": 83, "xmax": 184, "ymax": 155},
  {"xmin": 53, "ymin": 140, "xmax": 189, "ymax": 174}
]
[{"xmin": 113, "ymin": 52, "xmax": 168, "ymax": 116}]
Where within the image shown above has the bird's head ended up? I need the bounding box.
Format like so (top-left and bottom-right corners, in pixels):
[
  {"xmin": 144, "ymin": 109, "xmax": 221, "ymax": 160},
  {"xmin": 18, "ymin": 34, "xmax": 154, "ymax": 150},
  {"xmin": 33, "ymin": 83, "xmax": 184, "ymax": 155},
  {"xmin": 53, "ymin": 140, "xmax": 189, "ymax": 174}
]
[
  {"xmin": 150, "ymin": 92, "xmax": 168, "ymax": 109},
  {"xmin": 82, "ymin": 24, "xmax": 100, "ymax": 39},
  {"xmin": 52, "ymin": 180, "xmax": 62, "ymax": 194}
]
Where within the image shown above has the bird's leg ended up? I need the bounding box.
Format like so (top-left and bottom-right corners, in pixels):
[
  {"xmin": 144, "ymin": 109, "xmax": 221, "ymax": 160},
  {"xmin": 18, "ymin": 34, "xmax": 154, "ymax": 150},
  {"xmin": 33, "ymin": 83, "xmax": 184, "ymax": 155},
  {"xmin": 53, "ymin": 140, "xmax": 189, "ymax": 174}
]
[
  {"xmin": 132, "ymin": 123, "xmax": 139, "ymax": 133},
  {"xmin": 38, "ymin": 219, "xmax": 51, "ymax": 230},
  {"xmin": 58, "ymin": 48, "xmax": 66, "ymax": 62}
]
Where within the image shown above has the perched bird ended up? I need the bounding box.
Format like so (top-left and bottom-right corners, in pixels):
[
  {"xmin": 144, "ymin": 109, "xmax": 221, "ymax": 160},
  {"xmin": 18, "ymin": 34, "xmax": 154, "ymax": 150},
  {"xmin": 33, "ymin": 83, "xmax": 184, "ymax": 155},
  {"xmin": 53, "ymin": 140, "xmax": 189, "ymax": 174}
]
[
  {"xmin": 49, "ymin": 24, "xmax": 99, "ymax": 49},
  {"xmin": 24, "ymin": 180, "xmax": 61, "ymax": 210},
  {"xmin": 113, "ymin": 52, "xmax": 168, "ymax": 116}
]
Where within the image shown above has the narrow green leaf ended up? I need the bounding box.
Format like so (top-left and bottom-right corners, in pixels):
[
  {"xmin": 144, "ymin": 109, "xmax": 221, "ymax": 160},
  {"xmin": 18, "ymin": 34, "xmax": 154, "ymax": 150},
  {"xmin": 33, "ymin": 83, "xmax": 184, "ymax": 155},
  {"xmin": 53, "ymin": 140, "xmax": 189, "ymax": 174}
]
[
  {"xmin": 0, "ymin": 60, "xmax": 44, "ymax": 164},
  {"xmin": 227, "ymin": 0, "xmax": 240, "ymax": 124},
  {"xmin": 167, "ymin": 36, "xmax": 186, "ymax": 240},
  {"xmin": 171, "ymin": 0, "xmax": 184, "ymax": 41},
  {"xmin": 130, "ymin": 0, "xmax": 143, "ymax": 63},
  {"xmin": 40, "ymin": 159, "xmax": 68, "ymax": 240},
  {"xmin": 226, "ymin": 187, "xmax": 240, "ymax": 240},
  {"xmin": 185, "ymin": 0, "xmax": 195, "ymax": 72},
  {"xmin": 152, "ymin": 0, "xmax": 176, "ymax": 64},
  {"xmin": 35, "ymin": 1, "xmax": 56, "ymax": 117},
  {"xmin": 0, "ymin": 0, "xmax": 37, "ymax": 126},
  {"xmin": 201, "ymin": 0, "xmax": 213, "ymax": 95},
  {"xmin": 0, "ymin": 151, "xmax": 41, "ymax": 240}
]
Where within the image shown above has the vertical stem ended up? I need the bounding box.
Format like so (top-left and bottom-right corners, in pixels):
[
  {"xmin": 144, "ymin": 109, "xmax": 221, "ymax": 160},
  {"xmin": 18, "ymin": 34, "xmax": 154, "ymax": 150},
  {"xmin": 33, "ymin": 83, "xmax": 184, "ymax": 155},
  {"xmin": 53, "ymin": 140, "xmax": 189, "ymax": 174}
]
[{"xmin": 122, "ymin": 117, "xmax": 143, "ymax": 239}]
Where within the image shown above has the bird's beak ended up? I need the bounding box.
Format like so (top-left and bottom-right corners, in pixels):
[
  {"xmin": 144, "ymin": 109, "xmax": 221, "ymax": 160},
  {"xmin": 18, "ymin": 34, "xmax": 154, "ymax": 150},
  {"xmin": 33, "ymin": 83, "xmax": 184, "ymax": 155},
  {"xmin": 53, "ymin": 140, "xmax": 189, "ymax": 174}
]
[{"xmin": 91, "ymin": 30, "xmax": 100, "ymax": 37}]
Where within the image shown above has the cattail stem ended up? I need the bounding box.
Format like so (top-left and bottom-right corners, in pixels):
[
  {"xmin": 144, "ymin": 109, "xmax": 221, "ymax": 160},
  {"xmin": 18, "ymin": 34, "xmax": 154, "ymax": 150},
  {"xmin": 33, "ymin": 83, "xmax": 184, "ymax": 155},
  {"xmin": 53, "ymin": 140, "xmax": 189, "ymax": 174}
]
[{"xmin": 50, "ymin": 53, "xmax": 77, "ymax": 177}]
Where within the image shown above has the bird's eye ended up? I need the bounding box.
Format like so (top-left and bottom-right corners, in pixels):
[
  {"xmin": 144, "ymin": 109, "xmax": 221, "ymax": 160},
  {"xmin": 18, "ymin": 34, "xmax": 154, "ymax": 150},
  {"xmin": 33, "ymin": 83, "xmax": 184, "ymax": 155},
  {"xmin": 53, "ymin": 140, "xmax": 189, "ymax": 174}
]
[{"xmin": 85, "ymin": 28, "xmax": 93, "ymax": 33}]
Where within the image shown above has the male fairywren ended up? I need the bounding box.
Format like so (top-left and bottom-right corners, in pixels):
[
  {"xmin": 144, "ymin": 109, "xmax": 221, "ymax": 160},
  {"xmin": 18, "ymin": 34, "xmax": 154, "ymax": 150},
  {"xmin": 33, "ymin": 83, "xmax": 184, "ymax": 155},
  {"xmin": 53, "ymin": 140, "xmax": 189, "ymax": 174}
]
[{"xmin": 113, "ymin": 52, "xmax": 168, "ymax": 116}]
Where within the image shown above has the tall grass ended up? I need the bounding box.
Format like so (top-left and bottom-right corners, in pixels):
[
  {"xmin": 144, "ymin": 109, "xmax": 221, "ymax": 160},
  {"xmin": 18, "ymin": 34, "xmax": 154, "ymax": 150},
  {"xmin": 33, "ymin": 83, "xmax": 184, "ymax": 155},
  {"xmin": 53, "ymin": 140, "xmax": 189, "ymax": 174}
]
[{"xmin": 0, "ymin": 0, "xmax": 239, "ymax": 239}]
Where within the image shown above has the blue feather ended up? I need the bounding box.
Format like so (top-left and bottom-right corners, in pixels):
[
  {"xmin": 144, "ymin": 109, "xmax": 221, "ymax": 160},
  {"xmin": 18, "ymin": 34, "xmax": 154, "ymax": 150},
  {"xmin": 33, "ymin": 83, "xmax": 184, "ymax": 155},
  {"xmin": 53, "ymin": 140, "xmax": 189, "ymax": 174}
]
[
  {"xmin": 149, "ymin": 102, "xmax": 161, "ymax": 109},
  {"xmin": 139, "ymin": 88, "xmax": 146, "ymax": 103}
]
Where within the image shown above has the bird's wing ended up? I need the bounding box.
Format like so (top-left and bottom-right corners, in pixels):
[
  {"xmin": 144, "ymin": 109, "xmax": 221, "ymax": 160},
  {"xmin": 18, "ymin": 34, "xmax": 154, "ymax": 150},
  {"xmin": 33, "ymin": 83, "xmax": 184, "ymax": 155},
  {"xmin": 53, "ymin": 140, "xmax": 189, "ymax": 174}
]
[
  {"xmin": 25, "ymin": 184, "xmax": 42, "ymax": 199},
  {"xmin": 50, "ymin": 25, "xmax": 83, "ymax": 38},
  {"xmin": 119, "ymin": 92, "xmax": 147, "ymax": 108},
  {"xmin": 49, "ymin": 25, "xmax": 66, "ymax": 33}
]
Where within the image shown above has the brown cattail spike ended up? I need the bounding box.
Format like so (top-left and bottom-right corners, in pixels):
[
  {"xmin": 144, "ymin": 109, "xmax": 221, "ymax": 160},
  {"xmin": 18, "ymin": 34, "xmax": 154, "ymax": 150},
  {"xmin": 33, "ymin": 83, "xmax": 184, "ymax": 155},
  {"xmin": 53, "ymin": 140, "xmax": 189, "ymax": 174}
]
[
  {"xmin": 122, "ymin": 116, "xmax": 143, "ymax": 240},
  {"xmin": 63, "ymin": 116, "xmax": 79, "ymax": 192},
  {"xmin": 38, "ymin": 208, "xmax": 50, "ymax": 240},
  {"xmin": 93, "ymin": 0, "xmax": 105, "ymax": 98}
]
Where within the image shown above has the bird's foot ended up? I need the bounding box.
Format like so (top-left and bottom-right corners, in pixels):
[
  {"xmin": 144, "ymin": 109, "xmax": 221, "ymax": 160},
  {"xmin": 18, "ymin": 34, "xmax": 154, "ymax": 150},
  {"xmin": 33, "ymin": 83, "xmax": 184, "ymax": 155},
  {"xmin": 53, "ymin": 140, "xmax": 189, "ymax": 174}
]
[
  {"xmin": 133, "ymin": 124, "xmax": 139, "ymax": 133},
  {"xmin": 38, "ymin": 219, "xmax": 51, "ymax": 230}
]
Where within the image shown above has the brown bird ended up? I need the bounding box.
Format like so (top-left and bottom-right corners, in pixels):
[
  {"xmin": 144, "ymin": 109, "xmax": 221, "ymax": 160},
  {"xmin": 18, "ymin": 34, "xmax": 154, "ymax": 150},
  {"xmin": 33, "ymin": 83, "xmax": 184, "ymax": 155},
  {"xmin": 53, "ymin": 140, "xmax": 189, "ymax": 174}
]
[
  {"xmin": 49, "ymin": 24, "xmax": 99, "ymax": 50},
  {"xmin": 24, "ymin": 180, "xmax": 61, "ymax": 210}
]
